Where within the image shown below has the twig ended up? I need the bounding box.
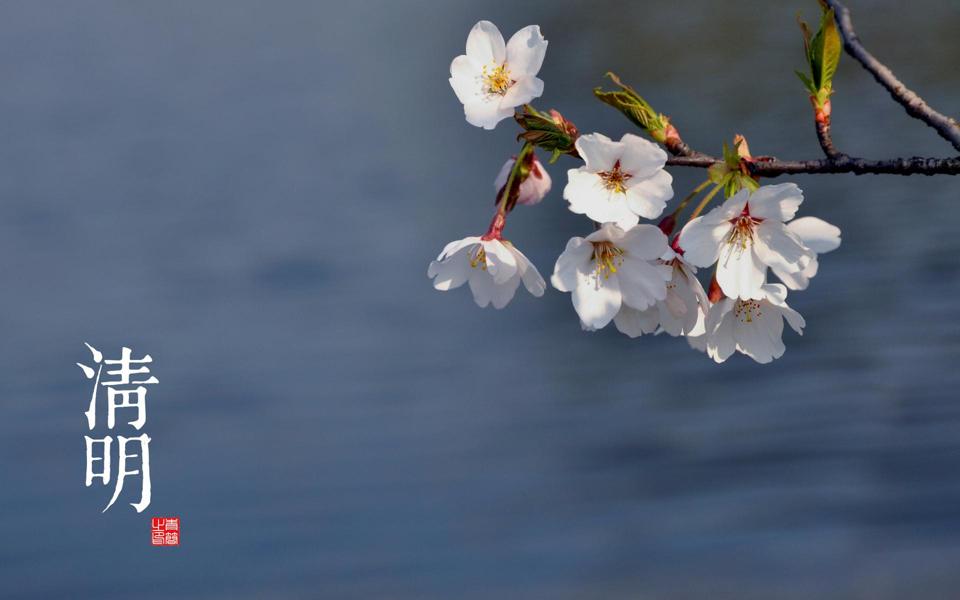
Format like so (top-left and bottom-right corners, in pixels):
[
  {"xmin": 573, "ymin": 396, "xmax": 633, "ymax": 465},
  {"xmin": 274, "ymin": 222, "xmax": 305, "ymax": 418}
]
[
  {"xmin": 824, "ymin": 0, "xmax": 960, "ymax": 152},
  {"xmin": 814, "ymin": 112, "xmax": 844, "ymax": 159}
]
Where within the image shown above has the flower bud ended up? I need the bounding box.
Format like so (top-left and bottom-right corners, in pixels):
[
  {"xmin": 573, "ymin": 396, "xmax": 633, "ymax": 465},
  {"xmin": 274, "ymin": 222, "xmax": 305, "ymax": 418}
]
[
  {"xmin": 657, "ymin": 214, "xmax": 677, "ymax": 236},
  {"xmin": 494, "ymin": 154, "xmax": 552, "ymax": 206},
  {"xmin": 514, "ymin": 106, "xmax": 579, "ymax": 160},
  {"xmin": 707, "ymin": 274, "xmax": 725, "ymax": 303}
]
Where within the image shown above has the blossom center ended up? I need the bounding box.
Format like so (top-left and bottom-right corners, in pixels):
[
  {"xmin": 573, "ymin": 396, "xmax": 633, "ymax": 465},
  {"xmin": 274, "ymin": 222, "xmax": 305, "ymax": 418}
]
[
  {"xmin": 482, "ymin": 63, "xmax": 513, "ymax": 95},
  {"xmin": 734, "ymin": 299, "xmax": 763, "ymax": 324},
  {"xmin": 597, "ymin": 160, "xmax": 632, "ymax": 194},
  {"xmin": 591, "ymin": 241, "xmax": 624, "ymax": 279},
  {"xmin": 469, "ymin": 246, "xmax": 488, "ymax": 270},
  {"xmin": 727, "ymin": 204, "xmax": 763, "ymax": 249}
]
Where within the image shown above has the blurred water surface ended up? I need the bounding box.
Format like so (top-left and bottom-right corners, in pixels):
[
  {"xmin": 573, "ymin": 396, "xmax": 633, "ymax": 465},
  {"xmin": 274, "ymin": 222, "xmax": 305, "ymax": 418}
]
[{"xmin": 1, "ymin": 1, "xmax": 960, "ymax": 598}]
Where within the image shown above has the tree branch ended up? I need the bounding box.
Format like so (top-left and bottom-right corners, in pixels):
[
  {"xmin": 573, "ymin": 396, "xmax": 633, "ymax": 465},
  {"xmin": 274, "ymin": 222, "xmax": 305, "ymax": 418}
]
[
  {"xmin": 824, "ymin": 0, "xmax": 960, "ymax": 152},
  {"xmin": 667, "ymin": 154, "xmax": 960, "ymax": 177}
]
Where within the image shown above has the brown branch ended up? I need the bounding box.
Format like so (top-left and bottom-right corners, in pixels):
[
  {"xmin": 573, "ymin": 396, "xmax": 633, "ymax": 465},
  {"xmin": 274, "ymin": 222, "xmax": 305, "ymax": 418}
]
[
  {"xmin": 658, "ymin": 115, "xmax": 959, "ymax": 176},
  {"xmin": 824, "ymin": 0, "xmax": 960, "ymax": 152},
  {"xmin": 667, "ymin": 154, "xmax": 960, "ymax": 177}
]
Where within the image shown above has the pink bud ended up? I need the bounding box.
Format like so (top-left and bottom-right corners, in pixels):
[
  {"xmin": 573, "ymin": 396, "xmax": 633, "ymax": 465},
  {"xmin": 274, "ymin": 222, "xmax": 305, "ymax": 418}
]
[
  {"xmin": 707, "ymin": 275, "xmax": 725, "ymax": 304},
  {"xmin": 657, "ymin": 214, "xmax": 677, "ymax": 236},
  {"xmin": 494, "ymin": 155, "xmax": 552, "ymax": 206}
]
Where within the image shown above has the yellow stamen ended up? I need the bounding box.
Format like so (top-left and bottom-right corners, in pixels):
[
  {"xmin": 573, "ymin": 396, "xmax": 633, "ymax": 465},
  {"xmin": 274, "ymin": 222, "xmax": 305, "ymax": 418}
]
[
  {"xmin": 734, "ymin": 299, "xmax": 763, "ymax": 323},
  {"xmin": 470, "ymin": 246, "xmax": 488, "ymax": 270},
  {"xmin": 727, "ymin": 214, "xmax": 760, "ymax": 250},
  {"xmin": 592, "ymin": 241, "xmax": 624, "ymax": 279},
  {"xmin": 597, "ymin": 160, "xmax": 632, "ymax": 194},
  {"xmin": 482, "ymin": 63, "xmax": 512, "ymax": 95}
]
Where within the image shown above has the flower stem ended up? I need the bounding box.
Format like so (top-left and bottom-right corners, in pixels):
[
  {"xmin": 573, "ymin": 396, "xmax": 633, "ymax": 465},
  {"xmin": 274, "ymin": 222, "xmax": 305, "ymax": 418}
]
[
  {"xmin": 687, "ymin": 183, "xmax": 724, "ymax": 222},
  {"xmin": 484, "ymin": 142, "xmax": 534, "ymax": 240},
  {"xmin": 672, "ymin": 179, "xmax": 712, "ymax": 217}
]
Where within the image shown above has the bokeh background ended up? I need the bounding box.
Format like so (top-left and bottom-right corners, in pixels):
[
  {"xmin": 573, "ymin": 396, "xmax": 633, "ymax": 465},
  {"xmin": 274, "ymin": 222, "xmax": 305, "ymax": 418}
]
[{"xmin": 2, "ymin": 1, "xmax": 959, "ymax": 598}]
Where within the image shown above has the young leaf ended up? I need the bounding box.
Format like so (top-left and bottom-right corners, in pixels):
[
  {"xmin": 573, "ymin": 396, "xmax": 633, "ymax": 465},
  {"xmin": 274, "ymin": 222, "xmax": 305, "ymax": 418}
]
[
  {"xmin": 594, "ymin": 72, "xmax": 666, "ymax": 137},
  {"xmin": 818, "ymin": 8, "xmax": 841, "ymax": 92},
  {"xmin": 795, "ymin": 70, "xmax": 817, "ymax": 96}
]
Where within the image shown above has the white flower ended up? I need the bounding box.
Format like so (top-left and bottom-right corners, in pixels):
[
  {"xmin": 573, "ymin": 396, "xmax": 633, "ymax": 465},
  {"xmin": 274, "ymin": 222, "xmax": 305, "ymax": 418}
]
[
  {"xmin": 551, "ymin": 223, "xmax": 671, "ymax": 330},
  {"xmin": 564, "ymin": 133, "xmax": 673, "ymax": 229},
  {"xmin": 704, "ymin": 283, "xmax": 805, "ymax": 364},
  {"xmin": 679, "ymin": 183, "xmax": 814, "ymax": 300},
  {"xmin": 428, "ymin": 236, "xmax": 545, "ymax": 308},
  {"xmin": 613, "ymin": 250, "xmax": 708, "ymax": 338},
  {"xmin": 773, "ymin": 216, "xmax": 841, "ymax": 290},
  {"xmin": 449, "ymin": 21, "xmax": 547, "ymax": 130},
  {"xmin": 494, "ymin": 155, "xmax": 551, "ymax": 206}
]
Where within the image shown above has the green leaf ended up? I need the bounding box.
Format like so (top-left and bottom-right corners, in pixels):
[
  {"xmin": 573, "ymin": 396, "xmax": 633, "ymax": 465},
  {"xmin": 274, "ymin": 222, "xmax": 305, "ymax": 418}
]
[
  {"xmin": 594, "ymin": 72, "xmax": 667, "ymax": 137},
  {"xmin": 795, "ymin": 70, "xmax": 817, "ymax": 96},
  {"xmin": 708, "ymin": 163, "xmax": 728, "ymax": 185},
  {"xmin": 818, "ymin": 8, "xmax": 841, "ymax": 91},
  {"xmin": 797, "ymin": 4, "xmax": 841, "ymax": 106},
  {"xmin": 722, "ymin": 141, "xmax": 741, "ymax": 168}
]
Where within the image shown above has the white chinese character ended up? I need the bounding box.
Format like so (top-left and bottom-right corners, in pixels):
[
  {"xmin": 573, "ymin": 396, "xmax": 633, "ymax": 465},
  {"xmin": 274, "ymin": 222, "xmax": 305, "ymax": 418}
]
[
  {"xmin": 102, "ymin": 433, "xmax": 152, "ymax": 513},
  {"xmin": 84, "ymin": 435, "xmax": 112, "ymax": 486}
]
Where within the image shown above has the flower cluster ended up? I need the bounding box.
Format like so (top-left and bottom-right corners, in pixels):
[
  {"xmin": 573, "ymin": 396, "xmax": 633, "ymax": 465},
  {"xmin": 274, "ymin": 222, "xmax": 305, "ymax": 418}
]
[{"xmin": 430, "ymin": 21, "xmax": 841, "ymax": 364}]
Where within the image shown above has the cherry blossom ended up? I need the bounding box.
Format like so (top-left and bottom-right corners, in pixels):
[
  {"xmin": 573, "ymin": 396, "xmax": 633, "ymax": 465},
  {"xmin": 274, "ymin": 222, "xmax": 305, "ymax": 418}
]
[
  {"xmin": 551, "ymin": 223, "xmax": 671, "ymax": 330},
  {"xmin": 564, "ymin": 133, "xmax": 673, "ymax": 229},
  {"xmin": 704, "ymin": 283, "xmax": 805, "ymax": 364},
  {"xmin": 449, "ymin": 21, "xmax": 548, "ymax": 130},
  {"xmin": 428, "ymin": 236, "xmax": 545, "ymax": 309},
  {"xmin": 612, "ymin": 250, "xmax": 708, "ymax": 338},
  {"xmin": 679, "ymin": 183, "xmax": 814, "ymax": 300}
]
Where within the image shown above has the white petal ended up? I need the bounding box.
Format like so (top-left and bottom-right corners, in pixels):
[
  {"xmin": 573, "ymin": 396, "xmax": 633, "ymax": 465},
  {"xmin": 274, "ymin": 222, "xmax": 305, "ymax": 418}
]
[
  {"xmin": 504, "ymin": 25, "xmax": 547, "ymax": 78},
  {"xmin": 488, "ymin": 276, "xmax": 521, "ymax": 309},
  {"xmin": 787, "ymin": 216, "xmax": 841, "ymax": 254},
  {"xmin": 617, "ymin": 258, "xmax": 671, "ymax": 311},
  {"xmin": 754, "ymin": 222, "xmax": 814, "ymax": 275},
  {"xmin": 714, "ymin": 191, "xmax": 751, "ymax": 220},
  {"xmin": 620, "ymin": 224, "xmax": 670, "ymax": 261},
  {"xmin": 624, "ymin": 169, "xmax": 673, "ymax": 220},
  {"xmin": 613, "ymin": 305, "xmax": 659, "ymax": 338},
  {"xmin": 551, "ymin": 236, "xmax": 592, "ymax": 292},
  {"xmin": 763, "ymin": 283, "xmax": 805, "ymax": 334},
  {"xmin": 733, "ymin": 300, "xmax": 784, "ymax": 364},
  {"xmin": 705, "ymin": 300, "xmax": 736, "ymax": 363},
  {"xmin": 508, "ymin": 244, "xmax": 546, "ymax": 297},
  {"xmin": 584, "ymin": 222, "xmax": 627, "ymax": 245},
  {"xmin": 574, "ymin": 133, "xmax": 619, "ymax": 172},
  {"xmin": 571, "ymin": 264, "xmax": 622, "ymax": 329},
  {"xmin": 468, "ymin": 270, "xmax": 519, "ymax": 309},
  {"xmin": 746, "ymin": 183, "xmax": 803, "ymax": 222},
  {"xmin": 435, "ymin": 236, "xmax": 482, "ymax": 262},
  {"xmin": 463, "ymin": 98, "xmax": 514, "ymax": 130},
  {"xmin": 618, "ymin": 133, "xmax": 668, "ymax": 178},
  {"xmin": 564, "ymin": 169, "xmax": 637, "ymax": 228},
  {"xmin": 716, "ymin": 242, "xmax": 766, "ymax": 300},
  {"xmin": 662, "ymin": 268, "xmax": 701, "ymax": 335},
  {"xmin": 771, "ymin": 262, "xmax": 810, "ymax": 290},
  {"xmin": 500, "ymin": 76, "xmax": 543, "ymax": 109},
  {"xmin": 465, "ymin": 21, "xmax": 505, "ymax": 66},
  {"xmin": 678, "ymin": 216, "xmax": 731, "ymax": 268},
  {"xmin": 449, "ymin": 55, "xmax": 481, "ymax": 104},
  {"xmin": 482, "ymin": 240, "xmax": 518, "ymax": 284},
  {"xmin": 686, "ymin": 307, "xmax": 709, "ymax": 353},
  {"xmin": 427, "ymin": 249, "xmax": 471, "ymax": 291}
]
